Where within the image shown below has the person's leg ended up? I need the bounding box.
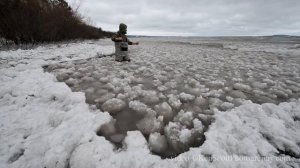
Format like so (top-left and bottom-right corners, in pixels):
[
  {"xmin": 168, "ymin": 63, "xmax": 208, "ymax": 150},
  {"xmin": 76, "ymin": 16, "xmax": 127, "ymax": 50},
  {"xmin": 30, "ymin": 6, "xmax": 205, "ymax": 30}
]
[
  {"xmin": 124, "ymin": 54, "xmax": 131, "ymax": 62},
  {"xmin": 115, "ymin": 54, "xmax": 123, "ymax": 62}
]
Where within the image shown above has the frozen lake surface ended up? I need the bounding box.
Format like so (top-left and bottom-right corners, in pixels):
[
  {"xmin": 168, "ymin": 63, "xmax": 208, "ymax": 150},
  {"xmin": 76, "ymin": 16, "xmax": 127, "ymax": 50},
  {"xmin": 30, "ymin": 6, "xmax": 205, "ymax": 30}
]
[{"xmin": 44, "ymin": 36, "xmax": 300, "ymax": 157}]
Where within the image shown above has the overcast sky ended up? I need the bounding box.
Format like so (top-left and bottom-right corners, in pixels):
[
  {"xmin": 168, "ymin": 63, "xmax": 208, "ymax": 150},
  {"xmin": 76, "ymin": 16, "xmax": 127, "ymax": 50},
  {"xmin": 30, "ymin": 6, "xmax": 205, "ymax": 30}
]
[{"xmin": 66, "ymin": 0, "xmax": 300, "ymax": 36}]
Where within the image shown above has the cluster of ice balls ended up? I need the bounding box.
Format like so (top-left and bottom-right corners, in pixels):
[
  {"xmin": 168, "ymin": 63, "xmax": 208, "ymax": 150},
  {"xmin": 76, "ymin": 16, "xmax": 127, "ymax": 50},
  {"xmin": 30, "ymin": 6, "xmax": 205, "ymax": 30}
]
[
  {"xmin": 44, "ymin": 41, "xmax": 300, "ymax": 156},
  {"xmin": 100, "ymin": 99, "xmax": 206, "ymax": 155},
  {"xmin": 46, "ymin": 63, "xmax": 219, "ymax": 155}
]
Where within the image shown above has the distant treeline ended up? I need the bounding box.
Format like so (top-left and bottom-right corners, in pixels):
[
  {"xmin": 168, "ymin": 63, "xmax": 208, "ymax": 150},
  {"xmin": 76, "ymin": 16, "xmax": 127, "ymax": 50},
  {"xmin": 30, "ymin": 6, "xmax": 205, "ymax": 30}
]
[{"xmin": 0, "ymin": 0, "xmax": 113, "ymax": 44}]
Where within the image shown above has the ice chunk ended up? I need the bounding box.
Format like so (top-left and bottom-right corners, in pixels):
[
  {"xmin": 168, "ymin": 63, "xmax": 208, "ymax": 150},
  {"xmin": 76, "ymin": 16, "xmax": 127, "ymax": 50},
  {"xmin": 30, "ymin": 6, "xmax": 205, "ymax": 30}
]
[
  {"xmin": 194, "ymin": 96, "xmax": 208, "ymax": 107},
  {"xmin": 204, "ymin": 89, "xmax": 224, "ymax": 98},
  {"xmin": 136, "ymin": 115, "xmax": 163, "ymax": 135},
  {"xmin": 167, "ymin": 94, "xmax": 182, "ymax": 109},
  {"xmin": 174, "ymin": 110, "xmax": 194, "ymax": 127},
  {"xmin": 148, "ymin": 133, "xmax": 168, "ymax": 154},
  {"xmin": 123, "ymin": 131, "xmax": 148, "ymax": 150},
  {"xmin": 164, "ymin": 122, "xmax": 191, "ymax": 153},
  {"xmin": 99, "ymin": 119, "xmax": 116, "ymax": 137},
  {"xmin": 101, "ymin": 98, "xmax": 126, "ymax": 114},
  {"xmin": 220, "ymin": 102, "xmax": 235, "ymax": 111},
  {"xmin": 130, "ymin": 76, "xmax": 144, "ymax": 84},
  {"xmin": 153, "ymin": 79, "xmax": 162, "ymax": 87},
  {"xmin": 207, "ymin": 80, "xmax": 225, "ymax": 87},
  {"xmin": 232, "ymin": 78, "xmax": 243, "ymax": 82},
  {"xmin": 253, "ymin": 89, "xmax": 267, "ymax": 96},
  {"xmin": 164, "ymin": 122, "xmax": 182, "ymax": 152},
  {"xmin": 92, "ymin": 71, "xmax": 101, "ymax": 78},
  {"xmin": 258, "ymin": 95, "xmax": 278, "ymax": 104},
  {"xmin": 157, "ymin": 85, "xmax": 168, "ymax": 92},
  {"xmin": 154, "ymin": 74, "xmax": 168, "ymax": 82},
  {"xmin": 285, "ymin": 79, "xmax": 299, "ymax": 86},
  {"xmin": 85, "ymin": 87, "xmax": 95, "ymax": 94},
  {"xmin": 110, "ymin": 134, "xmax": 125, "ymax": 143},
  {"xmin": 179, "ymin": 128, "xmax": 192, "ymax": 144},
  {"xmin": 185, "ymin": 87, "xmax": 204, "ymax": 96},
  {"xmin": 94, "ymin": 93, "xmax": 115, "ymax": 104},
  {"xmin": 267, "ymin": 93, "xmax": 277, "ymax": 99},
  {"xmin": 288, "ymin": 85, "xmax": 300, "ymax": 92},
  {"xmin": 164, "ymin": 66, "xmax": 173, "ymax": 72},
  {"xmin": 251, "ymin": 82, "xmax": 268, "ymax": 89},
  {"xmin": 192, "ymin": 119, "xmax": 203, "ymax": 133},
  {"xmin": 99, "ymin": 77, "xmax": 109, "ymax": 83},
  {"xmin": 270, "ymin": 88, "xmax": 289, "ymax": 98},
  {"xmin": 233, "ymin": 83, "xmax": 252, "ymax": 92},
  {"xmin": 116, "ymin": 93, "xmax": 127, "ymax": 100},
  {"xmin": 164, "ymin": 81, "xmax": 177, "ymax": 89},
  {"xmin": 190, "ymin": 105, "xmax": 202, "ymax": 114},
  {"xmin": 125, "ymin": 85, "xmax": 143, "ymax": 100},
  {"xmin": 82, "ymin": 76, "xmax": 94, "ymax": 83},
  {"xmin": 113, "ymin": 87, "xmax": 122, "ymax": 93},
  {"xmin": 56, "ymin": 72, "xmax": 69, "ymax": 81},
  {"xmin": 225, "ymin": 96, "xmax": 234, "ymax": 102},
  {"xmin": 78, "ymin": 67, "xmax": 88, "ymax": 73},
  {"xmin": 129, "ymin": 100, "xmax": 151, "ymax": 116},
  {"xmin": 65, "ymin": 78, "xmax": 77, "ymax": 87},
  {"xmin": 208, "ymin": 98, "xmax": 223, "ymax": 109},
  {"xmin": 263, "ymin": 78, "xmax": 276, "ymax": 86},
  {"xmin": 158, "ymin": 92, "xmax": 166, "ymax": 99},
  {"xmin": 96, "ymin": 89, "xmax": 108, "ymax": 95},
  {"xmin": 228, "ymin": 90, "xmax": 247, "ymax": 99},
  {"xmin": 223, "ymin": 87, "xmax": 232, "ymax": 92},
  {"xmin": 141, "ymin": 90, "xmax": 160, "ymax": 104},
  {"xmin": 73, "ymin": 71, "xmax": 83, "ymax": 79},
  {"xmin": 179, "ymin": 92, "xmax": 195, "ymax": 103},
  {"xmin": 231, "ymin": 98, "xmax": 246, "ymax": 106},
  {"xmin": 186, "ymin": 78, "xmax": 201, "ymax": 88},
  {"xmin": 103, "ymin": 83, "xmax": 115, "ymax": 91},
  {"xmin": 198, "ymin": 114, "xmax": 213, "ymax": 125},
  {"xmin": 154, "ymin": 102, "xmax": 174, "ymax": 123}
]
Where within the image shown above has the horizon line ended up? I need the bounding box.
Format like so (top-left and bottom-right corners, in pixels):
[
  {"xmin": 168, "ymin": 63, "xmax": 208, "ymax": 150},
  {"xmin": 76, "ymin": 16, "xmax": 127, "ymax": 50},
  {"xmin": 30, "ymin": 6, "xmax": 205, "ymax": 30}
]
[{"xmin": 126, "ymin": 34, "xmax": 300, "ymax": 38}]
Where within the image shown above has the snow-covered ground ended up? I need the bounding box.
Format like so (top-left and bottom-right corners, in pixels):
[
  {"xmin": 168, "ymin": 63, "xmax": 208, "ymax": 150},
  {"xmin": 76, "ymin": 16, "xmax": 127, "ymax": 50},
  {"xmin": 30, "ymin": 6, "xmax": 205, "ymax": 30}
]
[{"xmin": 0, "ymin": 37, "xmax": 300, "ymax": 168}]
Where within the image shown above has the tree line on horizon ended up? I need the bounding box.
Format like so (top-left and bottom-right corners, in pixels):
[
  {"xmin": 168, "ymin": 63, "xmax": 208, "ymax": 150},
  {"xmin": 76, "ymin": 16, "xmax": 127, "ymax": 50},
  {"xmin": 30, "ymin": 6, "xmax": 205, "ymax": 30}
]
[{"xmin": 0, "ymin": 0, "xmax": 113, "ymax": 45}]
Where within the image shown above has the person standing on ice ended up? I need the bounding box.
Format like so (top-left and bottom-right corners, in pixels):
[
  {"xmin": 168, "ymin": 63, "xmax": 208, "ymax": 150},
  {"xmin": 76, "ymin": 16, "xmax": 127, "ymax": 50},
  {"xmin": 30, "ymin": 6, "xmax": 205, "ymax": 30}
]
[{"xmin": 111, "ymin": 23, "xmax": 139, "ymax": 62}]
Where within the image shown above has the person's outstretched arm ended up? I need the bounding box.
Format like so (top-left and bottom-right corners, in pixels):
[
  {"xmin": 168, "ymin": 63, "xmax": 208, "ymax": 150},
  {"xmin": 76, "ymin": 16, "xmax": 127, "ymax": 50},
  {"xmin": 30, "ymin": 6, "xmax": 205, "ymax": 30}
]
[{"xmin": 127, "ymin": 37, "xmax": 139, "ymax": 45}]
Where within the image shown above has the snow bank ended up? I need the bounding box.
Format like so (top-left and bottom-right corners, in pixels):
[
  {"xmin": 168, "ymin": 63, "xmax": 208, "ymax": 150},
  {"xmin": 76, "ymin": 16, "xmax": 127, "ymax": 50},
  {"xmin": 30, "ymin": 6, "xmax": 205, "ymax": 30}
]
[
  {"xmin": 0, "ymin": 40, "xmax": 115, "ymax": 168},
  {"xmin": 0, "ymin": 68, "xmax": 113, "ymax": 168},
  {"xmin": 195, "ymin": 100, "xmax": 300, "ymax": 167}
]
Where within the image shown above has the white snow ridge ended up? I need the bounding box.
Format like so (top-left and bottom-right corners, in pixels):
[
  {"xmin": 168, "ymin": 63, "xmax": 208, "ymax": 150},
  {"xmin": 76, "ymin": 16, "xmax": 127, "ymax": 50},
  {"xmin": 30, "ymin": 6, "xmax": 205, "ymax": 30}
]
[{"xmin": 1, "ymin": 37, "xmax": 300, "ymax": 168}]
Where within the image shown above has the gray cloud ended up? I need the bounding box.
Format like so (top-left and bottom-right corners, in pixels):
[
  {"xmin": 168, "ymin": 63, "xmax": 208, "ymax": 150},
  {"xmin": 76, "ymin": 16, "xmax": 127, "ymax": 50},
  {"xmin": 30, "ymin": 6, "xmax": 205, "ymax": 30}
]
[{"xmin": 67, "ymin": 0, "xmax": 300, "ymax": 36}]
